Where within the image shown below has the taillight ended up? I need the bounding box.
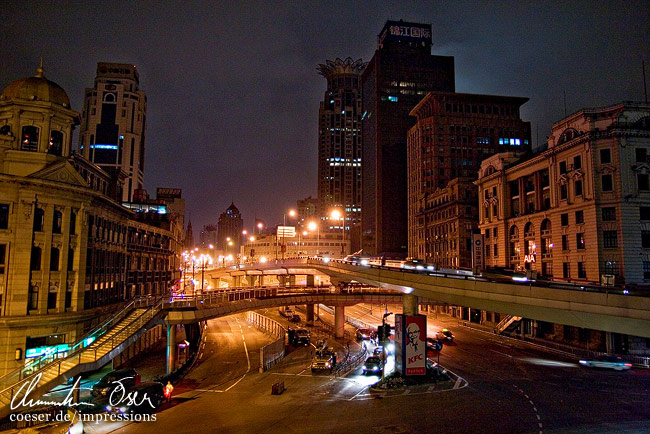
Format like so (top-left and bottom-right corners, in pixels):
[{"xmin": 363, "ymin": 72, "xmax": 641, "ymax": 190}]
[{"xmin": 624, "ymin": 363, "xmax": 632, "ymax": 367}]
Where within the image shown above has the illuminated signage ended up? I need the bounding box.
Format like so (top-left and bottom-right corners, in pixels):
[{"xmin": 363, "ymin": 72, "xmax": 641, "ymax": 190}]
[
  {"xmin": 472, "ymin": 234, "xmax": 484, "ymax": 271},
  {"xmin": 379, "ymin": 21, "xmax": 432, "ymax": 46},
  {"xmin": 277, "ymin": 226, "xmax": 295, "ymax": 238},
  {"xmin": 524, "ymin": 254, "xmax": 536, "ymax": 263},
  {"xmin": 91, "ymin": 144, "xmax": 118, "ymax": 150},
  {"xmin": 25, "ymin": 344, "xmax": 69, "ymax": 359}
]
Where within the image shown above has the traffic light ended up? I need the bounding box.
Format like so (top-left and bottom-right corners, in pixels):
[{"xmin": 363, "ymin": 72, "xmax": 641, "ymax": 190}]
[{"xmin": 377, "ymin": 325, "xmax": 390, "ymax": 343}]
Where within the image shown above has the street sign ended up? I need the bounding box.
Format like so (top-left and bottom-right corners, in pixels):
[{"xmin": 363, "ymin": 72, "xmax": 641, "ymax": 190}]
[{"xmin": 277, "ymin": 226, "xmax": 295, "ymax": 238}]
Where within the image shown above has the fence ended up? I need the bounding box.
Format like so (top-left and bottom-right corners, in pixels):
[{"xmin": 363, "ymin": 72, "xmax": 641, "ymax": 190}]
[{"xmin": 247, "ymin": 312, "xmax": 286, "ymax": 373}]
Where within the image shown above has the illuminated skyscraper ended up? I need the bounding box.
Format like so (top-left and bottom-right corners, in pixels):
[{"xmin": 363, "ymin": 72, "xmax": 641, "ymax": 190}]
[
  {"xmin": 78, "ymin": 62, "xmax": 147, "ymax": 202},
  {"xmin": 317, "ymin": 57, "xmax": 366, "ymax": 251}
]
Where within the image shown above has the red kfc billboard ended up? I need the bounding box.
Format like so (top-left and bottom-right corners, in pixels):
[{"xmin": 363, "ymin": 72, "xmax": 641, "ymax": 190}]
[{"xmin": 404, "ymin": 315, "xmax": 427, "ymax": 375}]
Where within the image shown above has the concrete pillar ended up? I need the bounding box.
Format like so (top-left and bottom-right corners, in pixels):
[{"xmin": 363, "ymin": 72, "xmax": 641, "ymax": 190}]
[
  {"xmin": 605, "ymin": 332, "xmax": 614, "ymax": 353},
  {"xmin": 402, "ymin": 294, "xmax": 418, "ymax": 316},
  {"xmin": 306, "ymin": 304, "xmax": 314, "ymax": 323},
  {"xmin": 334, "ymin": 306, "xmax": 345, "ymax": 339},
  {"xmin": 166, "ymin": 324, "xmax": 177, "ymax": 375},
  {"xmin": 306, "ymin": 274, "xmax": 315, "ymax": 287},
  {"xmin": 289, "ymin": 275, "xmax": 296, "ymax": 286},
  {"xmin": 233, "ymin": 275, "xmax": 242, "ymax": 287},
  {"xmin": 278, "ymin": 275, "xmax": 287, "ymax": 287}
]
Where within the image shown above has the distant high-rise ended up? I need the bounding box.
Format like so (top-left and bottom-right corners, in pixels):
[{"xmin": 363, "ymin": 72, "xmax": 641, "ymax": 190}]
[
  {"xmin": 185, "ymin": 220, "xmax": 194, "ymax": 249},
  {"xmin": 79, "ymin": 62, "xmax": 147, "ymax": 202},
  {"xmin": 217, "ymin": 203, "xmax": 243, "ymax": 253},
  {"xmin": 317, "ymin": 58, "xmax": 366, "ymax": 250},
  {"xmin": 362, "ymin": 20, "xmax": 455, "ymax": 257}
]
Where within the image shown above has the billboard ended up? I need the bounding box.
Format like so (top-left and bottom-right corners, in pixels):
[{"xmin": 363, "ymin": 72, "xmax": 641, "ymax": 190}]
[
  {"xmin": 394, "ymin": 314, "xmax": 403, "ymax": 375},
  {"xmin": 394, "ymin": 314, "xmax": 427, "ymax": 376},
  {"xmin": 404, "ymin": 315, "xmax": 427, "ymax": 375},
  {"xmin": 472, "ymin": 233, "xmax": 484, "ymax": 272}
]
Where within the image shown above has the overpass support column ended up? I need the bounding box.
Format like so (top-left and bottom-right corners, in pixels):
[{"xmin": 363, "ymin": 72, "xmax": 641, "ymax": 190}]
[
  {"xmin": 306, "ymin": 274, "xmax": 315, "ymax": 287},
  {"xmin": 278, "ymin": 275, "xmax": 287, "ymax": 287},
  {"xmin": 289, "ymin": 275, "xmax": 296, "ymax": 286},
  {"xmin": 402, "ymin": 294, "xmax": 418, "ymax": 316},
  {"xmin": 306, "ymin": 304, "xmax": 315, "ymax": 324},
  {"xmin": 166, "ymin": 324, "xmax": 177, "ymax": 375},
  {"xmin": 334, "ymin": 306, "xmax": 345, "ymax": 339},
  {"xmin": 605, "ymin": 332, "xmax": 614, "ymax": 353},
  {"xmin": 233, "ymin": 275, "xmax": 242, "ymax": 287}
]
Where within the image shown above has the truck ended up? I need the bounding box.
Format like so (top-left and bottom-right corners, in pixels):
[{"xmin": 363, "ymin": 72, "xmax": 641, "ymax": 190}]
[{"xmin": 311, "ymin": 347, "xmax": 337, "ymax": 373}]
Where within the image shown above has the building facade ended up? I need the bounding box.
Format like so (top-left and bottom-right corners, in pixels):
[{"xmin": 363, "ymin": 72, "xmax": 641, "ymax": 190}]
[
  {"xmin": 317, "ymin": 58, "xmax": 365, "ymax": 248},
  {"xmin": 476, "ymin": 101, "xmax": 650, "ymax": 285},
  {"xmin": 78, "ymin": 62, "xmax": 147, "ymax": 202},
  {"xmin": 407, "ymin": 92, "xmax": 531, "ymax": 264},
  {"xmin": 0, "ymin": 65, "xmax": 178, "ymax": 375},
  {"xmin": 361, "ymin": 20, "xmax": 455, "ymax": 257}
]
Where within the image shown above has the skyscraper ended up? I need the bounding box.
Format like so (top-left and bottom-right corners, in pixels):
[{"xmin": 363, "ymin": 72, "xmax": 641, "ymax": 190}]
[
  {"xmin": 317, "ymin": 58, "xmax": 366, "ymax": 251},
  {"xmin": 217, "ymin": 203, "xmax": 243, "ymax": 253},
  {"xmin": 79, "ymin": 62, "xmax": 147, "ymax": 202},
  {"xmin": 362, "ymin": 20, "xmax": 455, "ymax": 257}
]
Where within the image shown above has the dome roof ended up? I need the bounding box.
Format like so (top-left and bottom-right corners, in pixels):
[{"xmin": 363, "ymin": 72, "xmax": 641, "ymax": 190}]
[{"xmin": 1, "ymin": 62, "xmax": 71, "ymax": 108}]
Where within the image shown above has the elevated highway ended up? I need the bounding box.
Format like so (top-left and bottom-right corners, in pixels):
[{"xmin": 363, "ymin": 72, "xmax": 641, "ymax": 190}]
[{"xmin": 307, "ymin": 259, "xmax": 650, "ymax": 339}]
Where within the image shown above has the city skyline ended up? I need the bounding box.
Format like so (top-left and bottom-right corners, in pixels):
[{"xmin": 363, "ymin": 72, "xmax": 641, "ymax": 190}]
[{"xmin": 1, "ymin": 1, "xmax": 648, "ymax": 232}]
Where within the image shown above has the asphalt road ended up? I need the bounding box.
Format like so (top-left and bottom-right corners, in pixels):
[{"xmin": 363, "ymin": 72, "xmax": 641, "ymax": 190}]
[{"xmin": 55, "ymin": 306, "xmax": 650, "ymax": 434}]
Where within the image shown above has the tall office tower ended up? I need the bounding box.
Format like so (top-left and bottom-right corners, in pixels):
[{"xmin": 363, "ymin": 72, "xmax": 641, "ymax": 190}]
[
  {"xmin": 79, "ymin": 62, "xmax": 147, "ymax": 202},
  {"xmin": 362, "ymin": 20, "xmax": 455, "ymax": 257},
  {"xmin": 185, "ymin": 220, "xmax": 194, "ymax": 249},
  {"xmin": 317, "ymin": 58, "xmax": 366, "ymax": 251},
  {"xmin": 217, "ymin": 203, "xmax": 243, "ymax": 253},
  {"xmin": 407, "ymin": 92, "xmax": 531, "ymax": 265}
]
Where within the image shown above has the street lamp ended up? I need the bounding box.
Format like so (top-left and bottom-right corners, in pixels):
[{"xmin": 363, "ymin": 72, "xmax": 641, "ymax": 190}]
[
  {"xmin": 308, "ymin": 221, "xmax": 319, "ymax": 256},
  {"xmin": 280, "ymin": 209, "xmax": 296, "ymax": 261},
  {"xmin": 198, "ymin": 254, "xmax": 212, "ymax": 295},
  {"xmin": 330, "ymin": 209, "xmax": 345, "ymax": 257},
  {"xmin": 257, "ymin": 222, "xmax": 263, "ymax": 234}
]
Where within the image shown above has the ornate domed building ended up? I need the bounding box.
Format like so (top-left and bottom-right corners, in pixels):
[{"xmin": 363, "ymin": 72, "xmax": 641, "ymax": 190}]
[{"xmin": 0, "ymin": 64, "xmax": 179, "ymax": 378}]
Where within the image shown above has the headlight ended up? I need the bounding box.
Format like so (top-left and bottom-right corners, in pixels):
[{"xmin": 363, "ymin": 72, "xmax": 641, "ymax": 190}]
[
  {"xmin": 119, "ymin": 406, "xmax": 127, "ymax": 413},
  {"xmin": 105, "ymin": 405, "xmax": 112, "ymax": 412},
  {"xmin": 373, "ymin": 366, "xmax": 379, "ymax": 371},
  {"xmin": 325, "ymin": 363, "xmax": 330, "ymax": 368},
  {"xmin": 362, "ymin": 365, "xmax": 367, "ymax": 370}
]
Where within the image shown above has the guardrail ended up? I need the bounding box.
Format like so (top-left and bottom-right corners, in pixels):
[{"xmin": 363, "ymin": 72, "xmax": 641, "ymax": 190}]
[
  {"xmin": 247, "ymin": 312, "xmax": 286, "ymax": 373},
  {"xmin": 334, "ymin": 346, "xmax": 367, "ymax": 377}
]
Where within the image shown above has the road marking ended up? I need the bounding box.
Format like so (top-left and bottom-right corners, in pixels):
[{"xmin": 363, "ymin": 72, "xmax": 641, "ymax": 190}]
[
  {"xmin": 490, "ymin": 349, "xmax": 514, "ymax": 358},
  {"xmin": 225, "ymin": 317, "xmax": 251, "ymax": 392},
  {"xmin": 348, "ymin": 386, "xmax": 370, "ymax": 401},
  {"xmin": 199, "ymin": 352, "xmax": 203, "ymax": 360}
]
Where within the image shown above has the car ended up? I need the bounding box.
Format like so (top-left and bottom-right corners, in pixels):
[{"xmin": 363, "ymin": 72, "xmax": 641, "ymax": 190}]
[
  {"xmin": 356, "ymin": 328, "xmax": 375, "ymax": 341},
  {"xmin": 426, "ymin": 337, "xmax": 443, "ymax": 351},
  {"xmin": 92, "ymin": 368, "xmax": 140, "ymax": 397},
  {"xmin": 293, "ymin": 328, "xmax": 310, "ymax": 346},
  {"xmin": 288, "ymin": 314, "xmax": 301, "ymax": 323},
  {"xmin": 373, "ymin": 346, "xmax": 386, "ymax": 360},
  {"xmin": 361, "ymin": 356, "xmax": 382, "ymax": 375},
  {"xmin": 436, "ymin": 328, "xmax": 454, "ymax": 342},
  {"xmin": 579, "ymin": 355, "xmax": 632, "ymax": 371},
  {"xmin": 105, "ymin": 382, "xmax": 165, "ymax": 415}
]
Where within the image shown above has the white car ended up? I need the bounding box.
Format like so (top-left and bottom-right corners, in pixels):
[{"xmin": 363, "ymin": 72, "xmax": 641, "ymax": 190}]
[{"xmin": 579, "ymin": 355, "xmax": 632, "ymax": 371}]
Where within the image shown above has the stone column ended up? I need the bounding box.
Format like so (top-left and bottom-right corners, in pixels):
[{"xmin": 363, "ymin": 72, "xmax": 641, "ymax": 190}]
[
  {"xmin": 166, "ymin": 324, "xmax": 177, "ymax": 375},
  {"xmin": 334, "ymin": 306, "xmax": 345, "ymax": 339},
  {"xmin": 233, "ymin": 275, "xmax": 242, "ymax": 287},
  {"xmin": 306, "ymin": 304, "xmax": 314, "ymax": 323},
  {"xmin": 402, "ymin": 294, "xmax": 418, "ymax": 316},
  {"xmin": 306, "ymin": 274, "xmax": 315, "ymax": 287}
]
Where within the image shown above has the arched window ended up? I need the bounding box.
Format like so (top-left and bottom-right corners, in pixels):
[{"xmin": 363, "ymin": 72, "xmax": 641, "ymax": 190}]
[
  {"xmin": 21, "ymin": 126, "xmax": 39, "ymax": 151},
  {"xmin": 48, "ymin": 131, "xmax": 63, "ymax": 156},
  {"xmin": 509, "ymin": 225, "xmax": 520, "ymax": 261},
  {"xmin": 558, "ymin": 128, "xmax": 580, "ymax": 145},
  {"xmin": 524, "ymin": 222, "xmax": 534, "ymax": 238},
  {"xmin": 541, "ymin": 219, "xmax": 552, "ymax": 256},
  {"xmin": 541, "ymin": 219, "xmax": 552, "ymax": 234}
]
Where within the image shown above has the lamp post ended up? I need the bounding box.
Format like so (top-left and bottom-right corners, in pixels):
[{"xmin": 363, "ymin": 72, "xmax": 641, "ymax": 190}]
[
  {"xmin": 257, "ymin": 222, "xmax": 263, "ymax": 235},
  {"xmin": 330, "ymin": 209, "xmax": 345, "ymax": 257},
  {"xmin": 308, "ymin": 221, "xmax": 319, "ymax": 256}
]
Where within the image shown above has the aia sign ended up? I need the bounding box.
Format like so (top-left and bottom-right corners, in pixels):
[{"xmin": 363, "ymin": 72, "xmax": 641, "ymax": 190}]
[{"xmin": 524, "ymin": 254, "xmax": 536, "ymax": 263}]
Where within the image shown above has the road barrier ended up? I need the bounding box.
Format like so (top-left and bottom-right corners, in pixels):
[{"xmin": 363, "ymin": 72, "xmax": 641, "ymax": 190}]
[{"xmin": 247, "ymin": 312, "xmax": 286, "ymax": 373}]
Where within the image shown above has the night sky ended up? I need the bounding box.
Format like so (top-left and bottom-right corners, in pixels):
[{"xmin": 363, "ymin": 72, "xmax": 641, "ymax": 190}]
[{"xmin": 1, "ymin": 1, "xmax": 648, "ymax": 234}]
